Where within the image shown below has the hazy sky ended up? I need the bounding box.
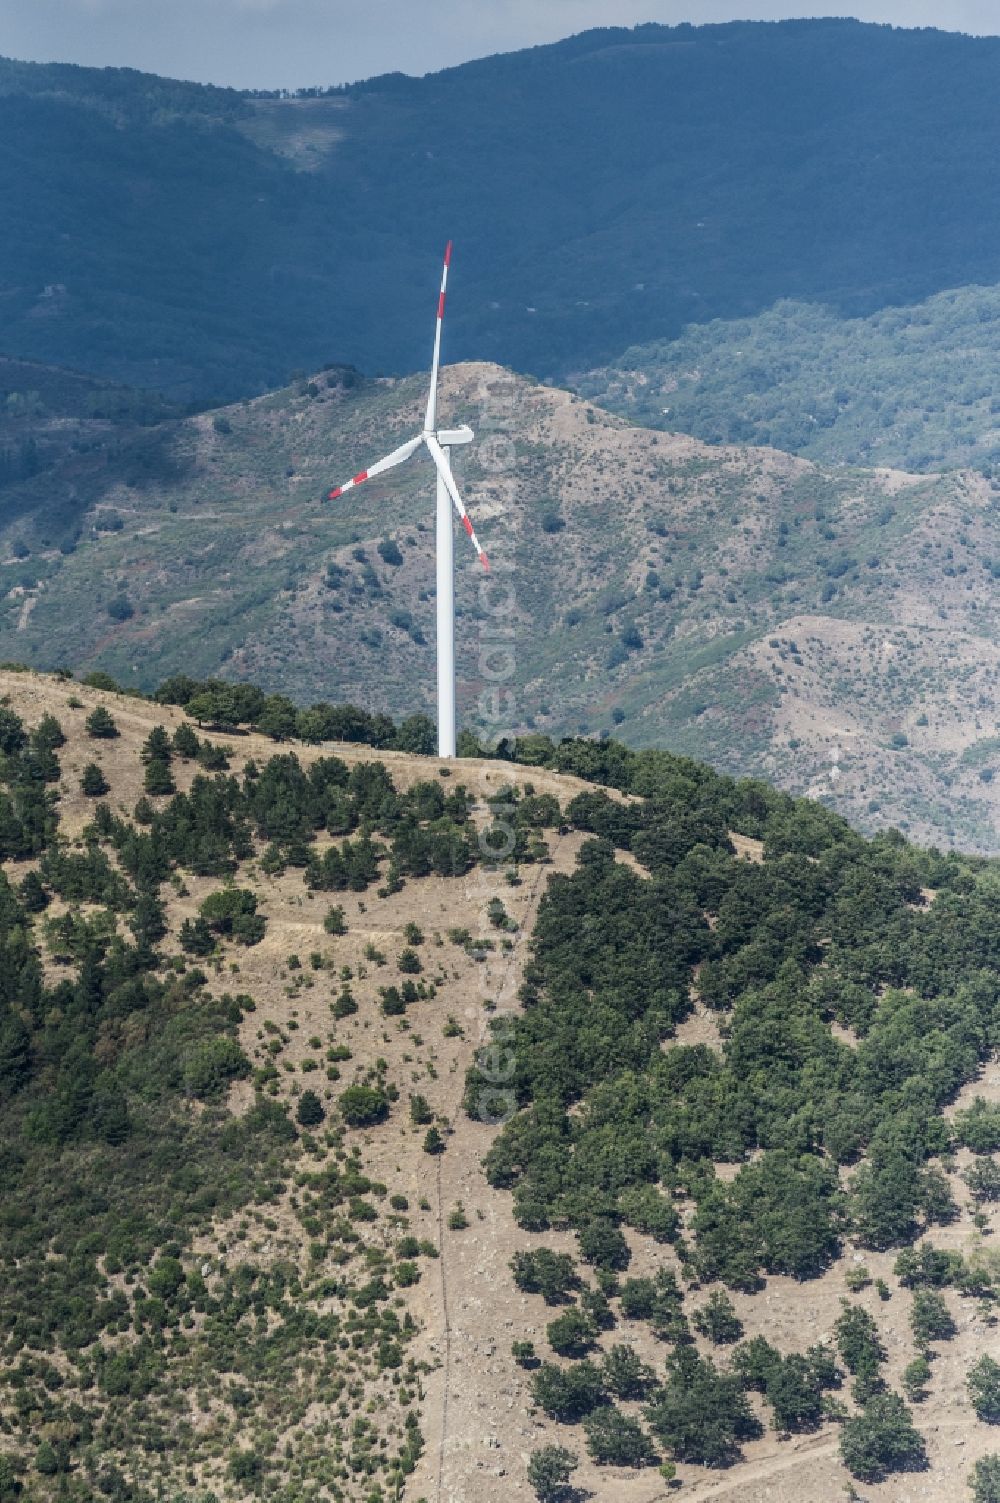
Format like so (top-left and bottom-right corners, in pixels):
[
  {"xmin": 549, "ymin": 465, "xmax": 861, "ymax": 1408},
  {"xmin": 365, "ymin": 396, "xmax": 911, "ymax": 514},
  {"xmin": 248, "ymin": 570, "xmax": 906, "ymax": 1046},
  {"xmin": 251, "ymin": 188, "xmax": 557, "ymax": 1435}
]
[{"xmin": 0, "ymin": 1, "xmax": 998, "ymax": 90}]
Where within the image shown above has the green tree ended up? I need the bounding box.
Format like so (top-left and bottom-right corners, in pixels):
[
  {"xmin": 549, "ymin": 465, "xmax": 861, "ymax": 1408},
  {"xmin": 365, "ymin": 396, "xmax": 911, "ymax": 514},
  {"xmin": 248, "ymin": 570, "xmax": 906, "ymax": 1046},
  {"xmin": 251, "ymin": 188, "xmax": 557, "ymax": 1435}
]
[
  {"xmin": 199, "ymin": 887, "xmax": 265, "ymax": 944},
  {"xmin": 183, "ymin": 1038, "xmax": 250, "ymax": 1100},
  {"xmin": 902, "ymin": 1356, "xmax": 931, "ymax": 1402},
  {"xmin": 839, "ymin": 1391, "xmax": 926, "ymax": 1482},
  {"xmin": 423, "ymin": 1125, "xmax": 445, "ymax": 1154},
  {"xmin": 693, "ymin": 1289, "xmax": 744, "ymax": 1344},
  {"xmin": 511, "ymin": 1248, "xmax": 579, "ymax": 1303},
  {"xmin": 409, "ymin": 1092, "xmax": 433, "ymax": 1126},
  {"xmin": 85, "ymin": 705, "xmax": 119, "ymax": 739},
  {"xmin": 297, "ymin": 1089, "xmax": 325, "ymax": 1127},
  {"xmin": 185, "ymin": 688, "xmax": 240, "ymax": 730},
  {"xmin": 339, "ymin": 1084, "xmax": 389, "ymax": 1128},
  {"xmin": 910, "ymin": 1288, "xmax": 955, "ymax": 1349},
  {"xmin": 257, "ymin": 694, "xmax": 298, "ymax": 740},
  {"xmin": 179, "ymin": 917, "xmax": 215, "ymax": 955},
  {"xmin": 834, "ymin": 1300, "xmax": 885, "ymax": 1390},
  {"xmin": 601, "ymin": 1343, "xmax": 656, "ymax": 1399},
  {"xmin": 0, "ymin": 709, "xmax": 26, "ymax": 756},
  {"xmin": 81, "ymin": 761, "xmax": 109, "ymax": 796},
  {"xmin": 172, "ymin": 722, "xmax": 200, "ymax": 758},
  {"xmin": 577, "ymin": 1218, "xmax": 630, "ymax": 1271},
  {"xmin": 583, "ymin": 1406, "xmax": 657, "ymax": 1467},
  {"xmin": 965, "ymin": 1160, "xmax": 1000, "ymax": 1202},
  {"xmin": 0, "ymin": 1454, "xmax": 18, "ymax": 1499},
  {"xmin": 18, "ymin": 870, "xmax": 48, "ymax": 912},
  {"xmin": 767, "ymin": 1354, "xmax": 824, "ymax": 1433},
  {"xmin": 955, "ymin": 1097, "xmax": 1000, "ymax": 1154},
  {"xmin": 969, "ymin": 1356, "xmax": 1000, "ymax": 1422},
  {"xmin": 527, "ymin": 1445, "xmax": 577, "ymax": 1503},
  {"xmin": 32, "ymin": 714, "xmax": 65, "ymax": 750},
  {"xmin": 324, "ymin": 904, "xmax": 347, "ymax": 935},
  {"xmin": 394, "ymin": 713, "xmax": 435, "ymax": 753},
  {"xmin": 531, "ymin": 1361, "xmax": 604, "ymax": 1423},
  {"xmin": 141, "ymin": 725, "xmax": 172, "ymax": 763},
  {"xmin": 547, "ymin": 1307, "xmax": 596, "ymax": 1358},
  {"xmin": 971, "ymin": 1454, "xmax": 1000, "ymax": 1503},
  {"xmin": 645, "ymin": 1348, "xmax": 762, "ymax": 1466},
  {"xmin": 34, "ymin": 1442, "xmax": 58, "ymax": 1477},
  {"xmin": 144, "ymin": 758, "xmax": 175, "ymax": 796}
]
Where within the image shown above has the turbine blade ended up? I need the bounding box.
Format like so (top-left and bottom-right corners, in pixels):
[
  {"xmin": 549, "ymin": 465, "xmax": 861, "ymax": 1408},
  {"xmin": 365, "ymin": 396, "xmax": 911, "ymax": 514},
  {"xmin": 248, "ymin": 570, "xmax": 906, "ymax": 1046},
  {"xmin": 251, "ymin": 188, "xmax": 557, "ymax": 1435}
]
[
  {"xmin": 423, "ymin": 240, "xmax": 452, "ymax": 433},
  {"xmin": 425, "ymin": 433, "xmax": 489, "ymax": 571},
  {"xmin": 326, "ymin": 434, "xmax": 422, "ymax": 499}
]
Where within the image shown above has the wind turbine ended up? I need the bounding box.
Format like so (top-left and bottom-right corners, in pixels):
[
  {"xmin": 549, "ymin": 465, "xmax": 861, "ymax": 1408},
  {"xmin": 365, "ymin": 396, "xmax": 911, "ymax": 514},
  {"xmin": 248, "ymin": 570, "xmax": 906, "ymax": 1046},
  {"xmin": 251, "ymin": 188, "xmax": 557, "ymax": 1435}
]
[{"xmin": 325, "ymin": 242, "xmax": 488, "ymax": 759}]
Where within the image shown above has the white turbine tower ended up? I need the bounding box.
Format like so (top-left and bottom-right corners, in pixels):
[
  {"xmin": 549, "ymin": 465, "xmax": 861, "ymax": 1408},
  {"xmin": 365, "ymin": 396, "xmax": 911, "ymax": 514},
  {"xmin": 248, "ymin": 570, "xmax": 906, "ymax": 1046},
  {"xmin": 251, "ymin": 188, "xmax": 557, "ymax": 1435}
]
[{"xmin": 325, "ymin": 242, "xmax": 488, "ymax": 759}]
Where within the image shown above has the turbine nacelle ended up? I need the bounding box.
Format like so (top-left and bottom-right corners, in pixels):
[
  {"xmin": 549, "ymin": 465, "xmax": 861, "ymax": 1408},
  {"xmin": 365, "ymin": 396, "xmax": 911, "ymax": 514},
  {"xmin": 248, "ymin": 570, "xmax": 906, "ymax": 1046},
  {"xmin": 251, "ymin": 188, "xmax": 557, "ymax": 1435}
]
[{"xmin": 436, "ymin": 425, "xmax": 474, "ymax": 446}]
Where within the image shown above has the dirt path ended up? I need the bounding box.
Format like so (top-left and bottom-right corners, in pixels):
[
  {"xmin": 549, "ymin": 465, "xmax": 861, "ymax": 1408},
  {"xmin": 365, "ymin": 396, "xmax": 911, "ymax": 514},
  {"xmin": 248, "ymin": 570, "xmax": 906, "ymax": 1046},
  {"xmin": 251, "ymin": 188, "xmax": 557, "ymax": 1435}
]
[{"xmin": 430, "ymin": 828, "xmax": 573, "ymax": 1501}]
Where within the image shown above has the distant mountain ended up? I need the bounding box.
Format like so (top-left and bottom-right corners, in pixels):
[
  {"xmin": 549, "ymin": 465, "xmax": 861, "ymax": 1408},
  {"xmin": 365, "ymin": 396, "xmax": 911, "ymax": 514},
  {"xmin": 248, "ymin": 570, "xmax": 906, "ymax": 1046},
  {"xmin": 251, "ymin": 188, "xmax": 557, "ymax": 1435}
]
[
  {"xmin": 5, "ymin": 21, "xmax": 1000, "ymax": 397},
  {"xmin": 574, "ymin": 283, "xmax": 1000, "ymax": 475},
  {"xmin": 5, "ymin": 357, "xmax": 1000, "ymax": 851}
]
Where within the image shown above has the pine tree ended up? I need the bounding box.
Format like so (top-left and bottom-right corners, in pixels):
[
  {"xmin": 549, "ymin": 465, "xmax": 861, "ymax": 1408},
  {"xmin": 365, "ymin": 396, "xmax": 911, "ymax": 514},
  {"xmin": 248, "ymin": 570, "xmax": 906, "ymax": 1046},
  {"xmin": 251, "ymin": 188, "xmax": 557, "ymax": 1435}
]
[
  {"xmin": 81, "ymin": 762, "xmax": 109, "ymax": 796},
  {"xmin": 85, "ymin": 706, "xmax": 119, "ymax": 739}
]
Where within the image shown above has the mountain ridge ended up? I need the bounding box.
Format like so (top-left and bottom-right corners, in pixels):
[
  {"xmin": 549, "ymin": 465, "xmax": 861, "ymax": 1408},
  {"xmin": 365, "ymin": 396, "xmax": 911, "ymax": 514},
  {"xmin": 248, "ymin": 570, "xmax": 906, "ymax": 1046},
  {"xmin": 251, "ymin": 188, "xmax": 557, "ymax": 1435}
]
[
  {"xmin": 4, "ymin": 19, "xmax": 1000, "ymax": 396},
  {"xmin": 3, "ymin": 355, "xmax": 1000, "ymax": 849}
]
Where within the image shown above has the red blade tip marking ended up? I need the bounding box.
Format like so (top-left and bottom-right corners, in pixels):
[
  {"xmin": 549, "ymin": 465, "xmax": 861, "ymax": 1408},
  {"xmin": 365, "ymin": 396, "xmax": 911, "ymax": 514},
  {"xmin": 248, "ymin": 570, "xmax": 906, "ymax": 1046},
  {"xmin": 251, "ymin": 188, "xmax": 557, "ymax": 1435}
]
[
  {"xmin": 353, "ymin": 470, "xmax": 368, "ymax": 485},
  {"xmin": 481, "ymin": 553, "xmax": 490, "ymax": 572},
  {"xmin": 437, "ymin": 292, "xmax": 446, "ymax": 318},
  {"xmin": 462, "ymin": 516, "xmax": 473, "ymax": 536},
  {"xmin": 329, "ymin": 487, "xmax": 342, "ymax": 499},
  {"xmin": 444, "ymin": 241, "xmax": 453, "ymax": 265}
]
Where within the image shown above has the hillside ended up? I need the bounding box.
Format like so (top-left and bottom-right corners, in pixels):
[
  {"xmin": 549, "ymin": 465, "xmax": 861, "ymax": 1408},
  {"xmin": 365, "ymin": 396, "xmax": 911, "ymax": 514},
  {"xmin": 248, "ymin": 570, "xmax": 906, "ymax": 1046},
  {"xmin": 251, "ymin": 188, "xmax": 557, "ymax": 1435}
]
[
  {"xmin": 4, "ymin": 359, "xmax": 1000, "ymax": 850},
  {"xmin": 573, "ymin": 283, "xmax": 1000, "ymax": 476},
  {"xmin": 6, "ymin": 21, "xmax": 1000, "ymax": 396},
  {"xmin": 6, "ymin": 668, "xmax": 1000, "ymax": 1503}
]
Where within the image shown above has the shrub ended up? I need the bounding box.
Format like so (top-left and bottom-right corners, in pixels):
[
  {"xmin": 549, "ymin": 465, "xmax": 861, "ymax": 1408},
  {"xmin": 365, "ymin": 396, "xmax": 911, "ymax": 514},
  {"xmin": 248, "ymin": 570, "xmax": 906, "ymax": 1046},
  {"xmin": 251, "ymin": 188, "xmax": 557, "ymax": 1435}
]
[{"xmin": 423, "ymin": 1126, "xmax": 445, "ymax": 1154}]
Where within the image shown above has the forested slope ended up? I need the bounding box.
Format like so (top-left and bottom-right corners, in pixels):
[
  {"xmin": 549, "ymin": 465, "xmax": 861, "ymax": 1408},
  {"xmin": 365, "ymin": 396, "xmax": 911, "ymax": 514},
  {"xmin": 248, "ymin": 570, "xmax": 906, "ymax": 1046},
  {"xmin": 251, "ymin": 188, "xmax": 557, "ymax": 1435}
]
[
  {"xmin": 4, "ymin": 668, "xmax": 1000, "ymax": 1501},
  {"xmin": 5, "ymin": 20, "xmax": 1000, "ymax": 396},
  {"xmin": 575, "ymin": 282, "xmax": 1000, "ymax": 475}
]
